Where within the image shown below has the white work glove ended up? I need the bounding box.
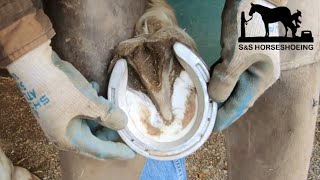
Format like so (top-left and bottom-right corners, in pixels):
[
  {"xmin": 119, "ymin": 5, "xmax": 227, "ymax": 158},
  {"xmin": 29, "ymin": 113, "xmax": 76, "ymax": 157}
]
[
  {"xmin": 209, "ymin": 0, "xmax": 284, "ymax": 131},
  {"xmin": 6, "ymin": 41, "xmax": 135, "ymax": 160}
]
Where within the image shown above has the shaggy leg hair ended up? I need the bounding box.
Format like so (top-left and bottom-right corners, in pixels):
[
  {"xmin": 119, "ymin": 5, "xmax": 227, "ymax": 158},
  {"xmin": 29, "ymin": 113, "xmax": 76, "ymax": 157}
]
[{"xmin": 135, "ymin": 0, "xmax": 178, "ymax": 34}]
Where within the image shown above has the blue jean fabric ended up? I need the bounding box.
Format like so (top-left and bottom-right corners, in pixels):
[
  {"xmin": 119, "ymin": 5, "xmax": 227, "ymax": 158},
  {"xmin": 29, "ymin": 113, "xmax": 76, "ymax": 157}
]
[{"xmin": 140, "ymin": 158, "xmax": 187, "ymax": 180}]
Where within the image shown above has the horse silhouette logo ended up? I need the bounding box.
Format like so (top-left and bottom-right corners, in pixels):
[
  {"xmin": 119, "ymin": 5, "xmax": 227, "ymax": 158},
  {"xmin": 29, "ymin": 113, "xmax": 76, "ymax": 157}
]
[{"xmin": 239, "ymin": 3, "xmax": 313, "ymax": 43}]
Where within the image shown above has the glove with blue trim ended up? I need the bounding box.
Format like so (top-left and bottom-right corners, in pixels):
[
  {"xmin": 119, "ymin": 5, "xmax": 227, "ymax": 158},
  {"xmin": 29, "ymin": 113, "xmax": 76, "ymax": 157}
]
[
  {"xmin": 209, "ymin": 0, "xmax": 285, "ymax": 131},
  {"xmin": 6, "ymin": 41, "xmax": 135, "ymax": 160}
]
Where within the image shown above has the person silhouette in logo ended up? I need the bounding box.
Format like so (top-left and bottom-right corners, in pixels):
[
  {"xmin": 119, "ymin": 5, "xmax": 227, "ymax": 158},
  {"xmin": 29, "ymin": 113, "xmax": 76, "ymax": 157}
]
[{"xmin": 292, "ymin": 9, "xmax": 302, "ymax": 28}]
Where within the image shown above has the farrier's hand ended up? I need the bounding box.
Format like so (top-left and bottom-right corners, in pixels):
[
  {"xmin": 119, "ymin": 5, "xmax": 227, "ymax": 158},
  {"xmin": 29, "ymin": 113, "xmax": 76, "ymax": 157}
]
[
  {"xmin": 6, "ymin": 41, "xmax": 135, "ymax": 160},
  {"xmin": 208, "ymin": 0, "xmax": 284, "ymax": 131}
]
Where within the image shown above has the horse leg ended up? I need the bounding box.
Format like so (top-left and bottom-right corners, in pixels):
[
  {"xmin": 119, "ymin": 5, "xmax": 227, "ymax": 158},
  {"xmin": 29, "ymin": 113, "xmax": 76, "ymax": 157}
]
[
  {"xmin": 281, "ymin": 21, "xmax": 288, "ymax": 37},
  {"xmin": 264, "ymin": 22, "xmax": 269, "ymax": 37},
  {"xmin": 44, "ymin": 0, "xmax": 146, "ymax": 96},
  {"xmin": 284, "ymin": 26, "xmax": 288, "ymax": 37}
]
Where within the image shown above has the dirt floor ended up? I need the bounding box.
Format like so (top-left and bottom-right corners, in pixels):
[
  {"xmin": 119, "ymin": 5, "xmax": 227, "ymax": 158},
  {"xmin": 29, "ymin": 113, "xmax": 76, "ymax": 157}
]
[{"xmin": 0, "ymin": 76, "xmax": 319, "ymax": 180}]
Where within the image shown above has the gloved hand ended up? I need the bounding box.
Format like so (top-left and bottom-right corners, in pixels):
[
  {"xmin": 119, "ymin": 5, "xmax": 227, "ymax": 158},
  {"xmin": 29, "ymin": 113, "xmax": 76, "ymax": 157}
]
[
  {"xmin": 209, "ymin": 0, "xmax": 284, "ymax": 131},
  {"xmin": 6, "ymin": 41, "xmax": 135, "ymax": 160}
]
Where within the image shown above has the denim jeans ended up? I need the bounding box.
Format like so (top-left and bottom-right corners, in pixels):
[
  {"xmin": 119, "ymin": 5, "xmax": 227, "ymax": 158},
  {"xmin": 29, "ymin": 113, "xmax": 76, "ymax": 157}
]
[{"xmin": 140, "ymin": 158, "xmax": 187, "ymax": 180}]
